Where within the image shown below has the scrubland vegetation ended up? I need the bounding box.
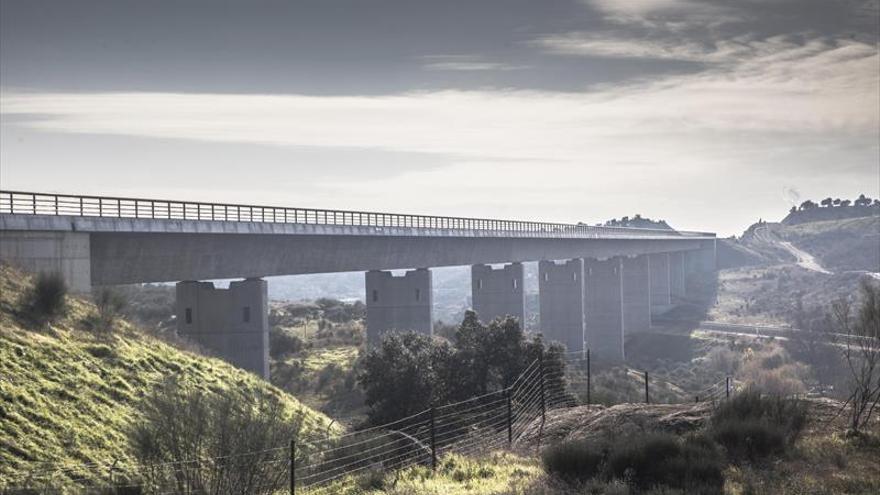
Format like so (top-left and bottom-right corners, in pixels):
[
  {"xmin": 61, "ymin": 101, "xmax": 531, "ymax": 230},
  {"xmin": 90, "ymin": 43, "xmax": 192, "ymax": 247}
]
[{"xmin": 0, "ymin": 264, "xmax": 336, "ymax": 492}]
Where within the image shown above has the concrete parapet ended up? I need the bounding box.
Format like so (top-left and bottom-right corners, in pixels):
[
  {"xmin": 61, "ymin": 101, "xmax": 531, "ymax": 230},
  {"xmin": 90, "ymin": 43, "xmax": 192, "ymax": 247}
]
[
  {"xmin": 0, "ymin": 230, "xmax": 91, "ymax": 293},
  {"xmin": 584, "ymin": 257, "xmax": 624, "ymax": 361},
  {"xmin": 176, "ymin": 278, "xmax": 269, "ymax": 379},
  {"xmin": 471, "ymin": 263, "xmax": 525, "ymax": 325},
  {"xmin": 622, "ymin": 255, "xmax": 651, "ymax": 335},
  {"xmin": 538, "ymin": 259, "xmax": 585, "ymax": 353},
  {"xmin": 366, "ymin": 268, "xmax": 433, "ymax": 344}
]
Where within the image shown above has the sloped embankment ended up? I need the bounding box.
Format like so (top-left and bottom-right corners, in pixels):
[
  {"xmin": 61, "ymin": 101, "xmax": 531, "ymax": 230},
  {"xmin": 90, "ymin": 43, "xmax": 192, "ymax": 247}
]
[{"xmin": 0, "ymin": 264, "xmax": 339, "ymax": 487}]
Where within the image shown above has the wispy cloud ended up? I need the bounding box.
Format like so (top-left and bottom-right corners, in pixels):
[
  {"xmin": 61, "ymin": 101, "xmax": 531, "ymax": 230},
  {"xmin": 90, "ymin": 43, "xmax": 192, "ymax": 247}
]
[
  {"xmin": 421, "ymin": 55, "xmax": 527, "ymax": 72},
  {"xmin": 2, "ymin": 36, "xmax": 876, "ymax": 191}
]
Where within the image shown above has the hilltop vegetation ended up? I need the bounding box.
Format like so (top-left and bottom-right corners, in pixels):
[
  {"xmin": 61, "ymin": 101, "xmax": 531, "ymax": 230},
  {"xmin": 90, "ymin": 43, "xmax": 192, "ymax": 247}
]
[{"xmin": 0, "ymin": 264, "xmax": 337, "ymax": 490}]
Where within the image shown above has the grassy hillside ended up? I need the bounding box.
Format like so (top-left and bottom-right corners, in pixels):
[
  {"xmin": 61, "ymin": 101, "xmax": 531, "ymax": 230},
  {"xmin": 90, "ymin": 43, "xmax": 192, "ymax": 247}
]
[
  {"xmin": 0, "ymin": 264, "xmax": 339, "ymax": 489},
  {"xmin": 781, "ymin": 216, "xmax": 880, "ymax": 272}
]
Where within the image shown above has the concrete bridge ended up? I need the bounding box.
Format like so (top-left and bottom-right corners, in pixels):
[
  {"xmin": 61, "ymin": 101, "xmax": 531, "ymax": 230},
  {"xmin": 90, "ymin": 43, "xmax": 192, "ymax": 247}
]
[{"xmin": 0, "ymin": 191, "xmax": 717, "ymax": 378}]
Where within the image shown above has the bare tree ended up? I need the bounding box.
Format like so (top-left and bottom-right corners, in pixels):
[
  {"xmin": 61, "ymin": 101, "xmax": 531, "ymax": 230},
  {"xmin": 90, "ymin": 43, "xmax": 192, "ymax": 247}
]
[
  {"xmin": 131, "ymin": 378, "xmax": 305, "ymax": 494},
  {"xmin": 830, "ymin": 281, "xmax": 880, "ymax": 434}
]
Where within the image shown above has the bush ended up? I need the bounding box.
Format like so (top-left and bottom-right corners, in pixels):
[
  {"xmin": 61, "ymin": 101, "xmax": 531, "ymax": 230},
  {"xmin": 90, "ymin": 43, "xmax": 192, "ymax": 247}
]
[
  {"xmin": 26, "ymin": 271, "xmax": 68, "ymax": 323},
  {"xmin": 91, "ymin": 287, "xmax": 127, "ymax": 332},
  {"xmin": 269, "ymin": 327, "xmax": 306, "ymax": 358},
  {"xmin": 542, "ymin": 433, "xmax": 724, "ymax": 494},
  {"xmin": 542, "ymin": 438, "xmax": 606, "ymax": 482},
  {"xmin": 709, "ymin": 389, "xmax": 807, "ymax": 462},
  {"xmin": 606, "ymin": 433, "xmax": 723, "ymax": 493}
]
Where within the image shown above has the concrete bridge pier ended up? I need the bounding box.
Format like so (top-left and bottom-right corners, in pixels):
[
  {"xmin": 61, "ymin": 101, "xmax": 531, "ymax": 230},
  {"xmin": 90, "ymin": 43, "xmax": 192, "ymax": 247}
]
[
  {"xmin": 365, "ymin": 268, "xmax": 433, "ymax": 344},
  {"xmin": 584, "ymin": 257, "xmax": 624, "ymax": 361},
  {"xmin": 538, "ymin": 259, "xmax": 585, "ymax": 354},
  {"xmin": 622, "ymin": 255, "xmax": 652, "ymax": 334},
  {"xmin": 471, "ymin": 262, "xmax": 525, "ymax": 324},
  {"xmin": 175, "ymin": 278, "xmax": 269, "ymax": 379},
  {"xmin": 669, "ymin": 251, "xmax": 686, "ymax": 302},
  {"xmin": 649, "ymin": 253, "xmax": 672, "ymax": 315}
]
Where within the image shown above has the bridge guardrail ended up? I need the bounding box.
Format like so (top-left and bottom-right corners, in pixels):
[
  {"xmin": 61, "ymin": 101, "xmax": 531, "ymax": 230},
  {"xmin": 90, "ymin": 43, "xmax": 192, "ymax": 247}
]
[{"xmin": 0, "ymin": 190, "xmax": 714, "ymax": 239}]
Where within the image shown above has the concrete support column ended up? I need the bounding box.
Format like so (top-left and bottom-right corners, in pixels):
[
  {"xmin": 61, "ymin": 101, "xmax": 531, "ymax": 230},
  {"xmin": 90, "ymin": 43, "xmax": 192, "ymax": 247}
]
[
  {"xmin": 366, "ymin": 268, "xmax": 433, "ymax": 344},
  {"xmin": 471, "ymin": 263, "xmax": 525, "ymax": 324},
  {"xmin": 622, "ymin": 255, "xmax": 651, "ymax": 334},
  {"xmin": 584, "ymin": 257, "xmax": 624, "ymax": 361},
  {"xmin": 669, "ymin": 251, "xmax": 686, "ymax": 301},
  {"xmin": 0, "ymin": 231, "xmax": 92, "ymax": 293},
  {"xmin": 538, "ymin": 259, "xmax": 584, "ymax": 353},
  {"xmin": 649, "ymin": 253, "xmax": 672, "ymax": 314},
  {"xmin": 176, "ymin": 278, "xmax": 269, "ymax": 379}
]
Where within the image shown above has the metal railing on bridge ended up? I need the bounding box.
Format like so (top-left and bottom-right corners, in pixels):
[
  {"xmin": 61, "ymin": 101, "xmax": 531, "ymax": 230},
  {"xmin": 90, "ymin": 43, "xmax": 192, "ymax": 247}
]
[{"xmin": 0, "ymin": 190, "xmax": 714, "ymax": 239}]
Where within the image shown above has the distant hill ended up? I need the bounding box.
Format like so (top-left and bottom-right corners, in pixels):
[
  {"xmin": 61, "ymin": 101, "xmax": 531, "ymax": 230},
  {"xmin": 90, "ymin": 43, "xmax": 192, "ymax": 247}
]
[
  {"xmin": 782, "ymin": 204, "xmax": 879, "ymax": 226},
  {"xmin": 603, "ymin": 215, "xmax": 674, "ymax": 230},
  {"xmin": 0, "ymin": 264, "xmax": 337, "ymax": 489}
]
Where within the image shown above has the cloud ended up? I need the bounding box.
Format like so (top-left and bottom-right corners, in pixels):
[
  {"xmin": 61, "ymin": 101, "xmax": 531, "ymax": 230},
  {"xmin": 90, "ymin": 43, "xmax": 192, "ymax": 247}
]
[
  {"xmin": 1, "ymin": 36, "xmax": 876, "ymax": 176},
  {"xmin": 421, "ymin": 55, "xmax": 528, "ymax": 72}
]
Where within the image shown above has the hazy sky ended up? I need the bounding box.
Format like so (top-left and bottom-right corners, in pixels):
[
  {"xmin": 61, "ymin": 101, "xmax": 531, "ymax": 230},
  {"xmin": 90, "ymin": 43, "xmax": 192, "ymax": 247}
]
[{"xmin": 1, "ymin": 0, "xmax": 878, "ymax": 236}]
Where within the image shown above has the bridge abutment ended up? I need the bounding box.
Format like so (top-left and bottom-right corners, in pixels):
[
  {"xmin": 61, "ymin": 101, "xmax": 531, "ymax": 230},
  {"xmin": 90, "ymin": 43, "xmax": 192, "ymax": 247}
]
[
  {"xmin": 365, "ymin": 268, "xmax": 433, "ymax": 344},
  {"xmin": 584, "ymin": 257, "xmax": 624, "ymax": 361},
  {"xmin": 538, "ymin": 259, "xmax": 585, "ymax": 354},
  {"xmin": 0, "ymin": 230, "xmax": 92, "ymax": 293},
  {"xmin": 175, "ymin": 278, "xmax": 269, "ymax": 379},
  {"xmin": 471, "ymin": 263, "xmax": 525, "ymax": 324}
]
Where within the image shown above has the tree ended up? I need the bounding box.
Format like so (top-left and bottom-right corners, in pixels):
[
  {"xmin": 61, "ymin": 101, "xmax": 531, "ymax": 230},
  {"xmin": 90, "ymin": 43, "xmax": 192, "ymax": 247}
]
[
  {"xmin": 358, "ymin": 313, "xmax": 570, "ymax": 425},
  {"xmin": 131, "ymin": 378, "xmax": 304, "ymax": 494},
  {"xmin": 829, "ymin": 281, "xmax": 880, "ymax": 434},
  {"xmin": 799, "ymin": 200, "xmax": 817, "ymax": 210},
  {"xmin": 358, "ymin": 332, "xmax": 454, "ymax": 425},
  {"xmin": 840, "ymin": 199, "xmax": 852, "ymax": 207},
  {"xmin": 789, "ymin": 206, "xmax": 797, "ymax": 214},
  {"xmin": 855, "ymin": 194, "xmax": 871, "ymax": 207},
  {"xmin": 821, "ymin": 197, "xmax": 833, "ymax": 208}
]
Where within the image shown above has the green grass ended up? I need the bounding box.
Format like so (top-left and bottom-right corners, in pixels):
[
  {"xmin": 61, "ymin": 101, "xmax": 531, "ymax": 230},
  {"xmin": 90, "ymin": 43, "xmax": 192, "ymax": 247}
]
[
  {"xmin": 0, "ymin": 264, "xmax": 340, "ymax": 489},
  {"xmin": 318, "ymin": 452, "xmax": 543, "ymax": 495}
]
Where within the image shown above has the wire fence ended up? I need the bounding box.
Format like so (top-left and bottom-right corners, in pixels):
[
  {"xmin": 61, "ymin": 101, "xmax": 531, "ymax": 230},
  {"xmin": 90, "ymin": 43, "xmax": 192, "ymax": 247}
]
[
  {"xmin": 3, "ymin": 351, "xmax": 742, "ymax": 494},
  {"xmin": 0, "ymin": 190, "xmax": 715, "ymax": 240}
]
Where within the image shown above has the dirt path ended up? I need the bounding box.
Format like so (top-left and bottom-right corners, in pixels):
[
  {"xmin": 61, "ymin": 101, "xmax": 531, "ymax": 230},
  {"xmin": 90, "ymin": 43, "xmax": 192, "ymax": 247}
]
[{"xmin": 754, "ymin": 226, "xmax": 832, "ymax": 274}]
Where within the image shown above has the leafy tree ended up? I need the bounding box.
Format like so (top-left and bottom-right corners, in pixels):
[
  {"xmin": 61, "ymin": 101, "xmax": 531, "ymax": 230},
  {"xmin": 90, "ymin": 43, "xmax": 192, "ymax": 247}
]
[
  {"xmin": 855, "ymin": 194, "xmax": 871, "ymax": 207},
  {"xmin": 821, "ymin": 197, "xmax": 833, "ymax": 208},
  {"xmin": 358, "ymin": 332, "xmax": 454, "ymax": 424},
  {"xmin": 840, "ymin": 199, "xmax": 852, "ymax": 207},
  {"xmin": 358, "ymin": 312, "xmax": 569, "ymax": 425},
  {"xmin": 799, "ymin": 200, "xmax": 817, "ymax": 210}
]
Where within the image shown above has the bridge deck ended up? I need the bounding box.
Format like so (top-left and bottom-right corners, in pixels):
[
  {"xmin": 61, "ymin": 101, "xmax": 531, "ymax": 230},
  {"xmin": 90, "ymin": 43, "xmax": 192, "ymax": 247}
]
[{"xmin": 0, "ymin": 190, "xmax": 714, "ymax": 240}]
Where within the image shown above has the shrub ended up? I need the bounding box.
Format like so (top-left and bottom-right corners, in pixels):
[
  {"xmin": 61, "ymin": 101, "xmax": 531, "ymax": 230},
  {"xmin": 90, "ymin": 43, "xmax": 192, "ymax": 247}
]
[
  {"xmin": 709, "ymin": 389, "xmax": 807, "ymax": 462},
  {"xmin": 542, "ymin": 433, "xmax": 724, "ymax": 494},
  {"xmin": 542, "ymin": 438, "xmax": 606, "ymax": 482},
  {"xmin": 92, "ymin": 287, "xmax": 127, "ymax": 332},
  {"xmin": 606, "ymin": 433, "xmax": 723, "ymax": 493},
  {"xmin": 269, "ymin": 327, "xmax": 305, "ymax": 358},
  {"xmin": 25, "ymin": 271, "xmax": 68, "ymax": 323}
]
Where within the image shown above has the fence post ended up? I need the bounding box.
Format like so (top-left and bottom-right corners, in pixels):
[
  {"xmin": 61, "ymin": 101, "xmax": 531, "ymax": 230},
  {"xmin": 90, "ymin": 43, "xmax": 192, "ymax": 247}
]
[
  {"xmin": 289, "ymin": 438, "xmax": 296, "ymax": 495},
  {"xmin": 726, "ymin": 377, "xmax": 730, "ymax": 399},
  {"xmin": 430, "ymin": 405, "xmax": 437, "ymax": 470},
  {"xmin": 644, "ymin": 371, "xmax": 650, "ymax": 404},
  {"xmin": 54, "ymin": 195, "xmax": 58, "ymax": 215},
  {"xmin": 506, "ymin": 389, "xmax": 513, "ymax": 446},
  {"xmin": 586, "ymin": 349, "xmax": 591, "ymax": 406}
]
